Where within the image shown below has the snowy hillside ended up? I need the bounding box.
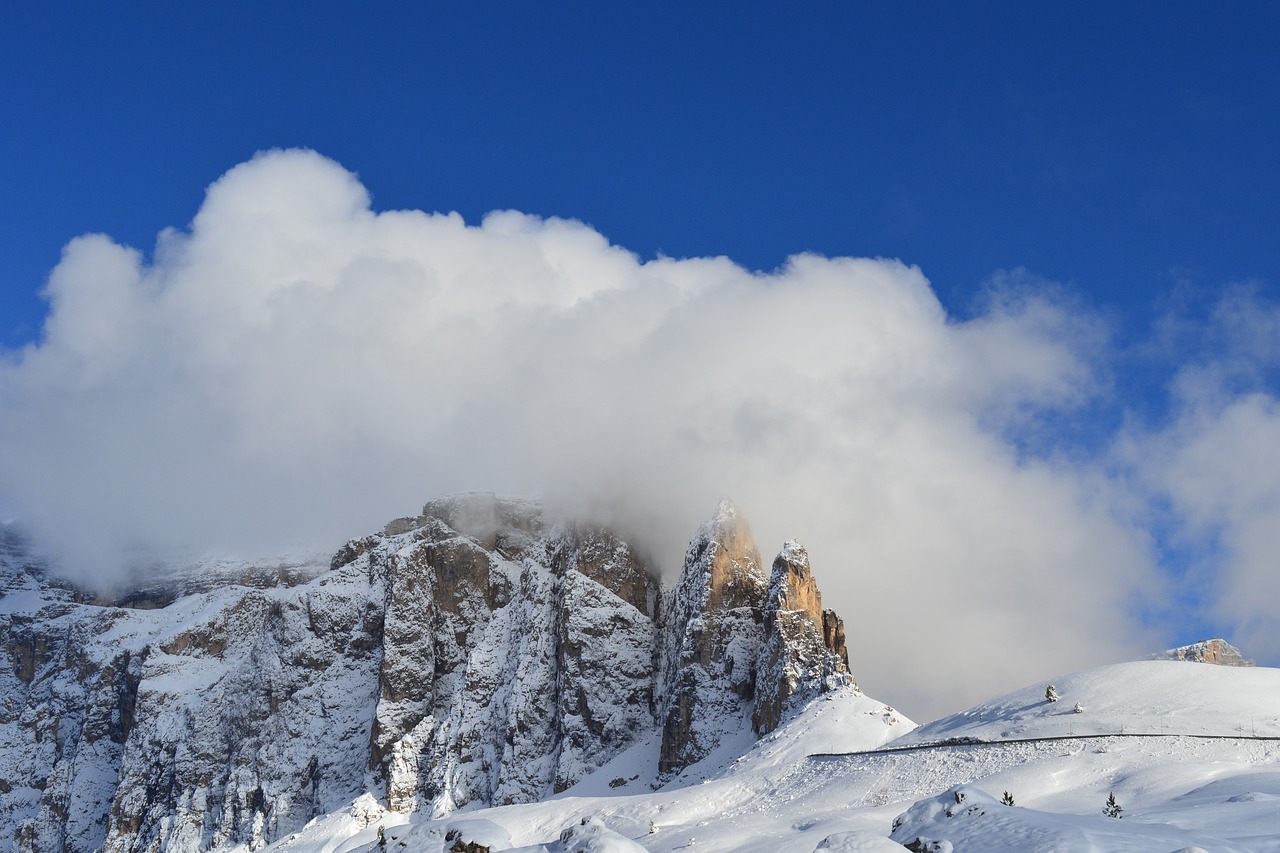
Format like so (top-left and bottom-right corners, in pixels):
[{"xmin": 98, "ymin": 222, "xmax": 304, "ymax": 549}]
[
  {"xmin": 895, "ymin": 659, "xmax": 1280, "ymax": 744},
  {"xmin": 254, "ymin": 685, "xmax": 917, "ymax": 853},
  {"xmin": 258, "ymin": 661, "xmax": 1280, "ymax": 852}
]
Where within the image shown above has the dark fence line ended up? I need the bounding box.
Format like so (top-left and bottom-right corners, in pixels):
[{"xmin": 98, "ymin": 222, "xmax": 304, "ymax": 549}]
[{"xmin": 809, "ymin": 730, "xmax": 1280, "ymax": 760}]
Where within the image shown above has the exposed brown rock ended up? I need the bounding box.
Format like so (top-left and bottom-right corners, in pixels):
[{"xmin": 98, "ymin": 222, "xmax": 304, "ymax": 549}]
[
  {"xmin": 753, "ymin": 542, "xmax": 853, "ymax": 735},
  {"xmin": 449, "ymin": 840, "xmax": 489, "ymax": 853},
  {"xmin": 546, "ymin": 524, "xmax": 655, "ymax": 618},
  {"xmin": 656, "ymin": 505, "xmax": 857, "ymax": 769},
  {"xmin": 422, "ymin": 529, "xmax": 496, "ymax": 614},
  {"xmin": 822, "ymin": 609, "xmax": 849, "ymax": 670},
  {"xmin": 766, "ymin": 541, "xmax": 824, "ymax": 631},
  {"xmin": 332, "ymin": 535, "xmax": 375, "ymax": 570},
  {"xmin": 383, "ymin": 516, "xmax": 426, "ymax": 536},
  {"xmin": 658, "ymin": 502, "xmax": 768, "ymax": 775},
  {"xmin": 704, "ymin": 509, "xmax": 766, "ymax": 613},
  {"xmin": 1154, "ymin": 638, "xmax": 1255, "ymax": 667}
]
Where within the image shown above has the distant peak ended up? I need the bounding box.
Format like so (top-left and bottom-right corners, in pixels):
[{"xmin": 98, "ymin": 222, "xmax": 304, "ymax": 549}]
[{"xmin": 1152, "ymin": 638, "xmax": 1254, "ymax": 667}]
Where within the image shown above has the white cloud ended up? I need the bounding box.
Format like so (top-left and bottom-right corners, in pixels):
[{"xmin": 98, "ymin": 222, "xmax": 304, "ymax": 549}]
[
  {"xmin": 1128, "ymin": 290, "xmax": 1280, "ymax": 663},
  {"xmin": 0, "ymin": 149, "xmax": 1166, "ymax": 719}
]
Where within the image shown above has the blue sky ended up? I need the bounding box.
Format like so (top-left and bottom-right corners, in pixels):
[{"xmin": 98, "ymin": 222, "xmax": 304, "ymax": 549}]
[
  {"xmin": 4, "ymin": 3, "xmax": 1277, "ymax": 344},
  {"xmin": 2, "ymin": 3, "xmax": 1279, "ymax": 712}
]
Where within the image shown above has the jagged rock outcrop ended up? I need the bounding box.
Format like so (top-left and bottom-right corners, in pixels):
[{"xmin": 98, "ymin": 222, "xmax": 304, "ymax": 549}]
[
  {"xmin": 657, "ymin": 502, "xmax": 769, "ymax": 775},
  {"xmin": 753, "ymin": 541, "xmax": 852, "ymax": 735},
  {"xmin": 656, "ymin": 505, "xmax": 854, "ymax": 775},
  {"xmin": 0, "ymin": 497, "xmax": 854, "ymax": 852},
  {"xmin": 1153, "ymin": 638, "xmax": 1255, "ymax": 667},
  {"xmin": 361, "ymin": 497, "xmax": 659, "ymax": 815}
]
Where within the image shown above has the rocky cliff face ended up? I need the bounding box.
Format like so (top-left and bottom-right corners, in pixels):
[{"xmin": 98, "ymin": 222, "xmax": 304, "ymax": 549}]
[
  {"xmin": 1154, "ymin": 639, "xmax": 1255, "ymax": 667},
  {"xmin": 753, "ymin": 541, "xmax": 851, "ymax": 735},
  {"xmin": 0, "ymin": 497, "xmax": 855, "ymax": 852},
  {"xmin": 656, "ymin": 504, "xmax": 853, "ymax": 776},
  {"xmin": 656, "ymin": 502, "xmax": 768, "ymax": 776}
]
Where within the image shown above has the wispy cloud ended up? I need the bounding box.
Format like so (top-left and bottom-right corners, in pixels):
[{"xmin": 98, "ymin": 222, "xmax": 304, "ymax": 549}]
[{"xmin": 1122, "ymin": 287, "xmax": 1280, "ymax": 664}]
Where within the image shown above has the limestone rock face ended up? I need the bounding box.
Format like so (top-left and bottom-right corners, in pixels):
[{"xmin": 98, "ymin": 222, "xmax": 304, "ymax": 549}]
[
  {"xmin": 657, "ymin": 501, "xmax": 769, "ymax": 776},
  {"xmin": 1154, "ymin": 639, "xmax": 1255, "ymax": 667},
  {"xmin": 753, "ymin": 541, "xmax": 853, "ymax": 735},
  {"xmin": 0, "ymin": 498, "xmax": 854, "ymax": 852},
  {"xmin": 822, "ymin": 609, "xmax": 850, "ymax": 671},
  {"xmin": 770, "ymin": 540, "xmax": 825, "ymax": 628},
  {"xmin": 335, "ymin": 497, "xmax": 660, "ymax": 817},
  {"xmin": 103, "ymin": 576, "xmax": 381, "ymax": 853},
  {"xmin": 0, "ymin": 532, "xmax": 368, "ymax": 853},
  {"xmin": 656, "ymin": 507, "xmax": 855, "ymax": 775},
  {"xmin": 0, "ymin": 557, "xmax": 143, "ymax": 853}
]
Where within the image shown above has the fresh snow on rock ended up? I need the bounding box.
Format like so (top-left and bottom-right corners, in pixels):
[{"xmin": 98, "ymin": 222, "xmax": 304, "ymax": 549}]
[{"xmin": 1152, "ymin": 638, "xmax": 1255, "ymax": 667}]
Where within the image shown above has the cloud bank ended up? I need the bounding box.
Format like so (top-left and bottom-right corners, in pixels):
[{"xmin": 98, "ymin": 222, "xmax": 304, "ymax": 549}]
[
  {"xmin": 1125, "ymin": 288, "xmax": 1280, "ymax": 666},
  {"xmin": 2, "ymin": 148, "xmax": 1275, "ymax": 719}
]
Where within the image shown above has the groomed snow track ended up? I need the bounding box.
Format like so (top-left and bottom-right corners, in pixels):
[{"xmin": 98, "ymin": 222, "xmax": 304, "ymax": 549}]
[
  {"xmin": 800, "ymin": 734, "xmax": 1280, "ymax": 811},
  {"xmin": 811, "ymin": 730, "xmax": 1280, "ymax": 758}
]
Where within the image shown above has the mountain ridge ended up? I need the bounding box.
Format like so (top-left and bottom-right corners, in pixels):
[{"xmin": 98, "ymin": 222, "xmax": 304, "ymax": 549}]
[{"xmin": 0, "ymin": 494, "xmax": 852, "ymax": 852}]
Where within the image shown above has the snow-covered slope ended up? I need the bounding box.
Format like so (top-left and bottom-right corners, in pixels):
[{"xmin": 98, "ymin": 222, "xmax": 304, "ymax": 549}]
[
  {"xmin": 262, "ymin": 660, "xmax": 1280, "ymax": 852},
  {"xmin": 888, "ymin": 785, "xmax": 1248, "ymax": 853},
  {"xmin": 260, "ymin": 685, "xmax": 917, "ymax": 853},
  {"xmin": 893, "ymin": 659, "xmax": 1280, "ymax": 745}
]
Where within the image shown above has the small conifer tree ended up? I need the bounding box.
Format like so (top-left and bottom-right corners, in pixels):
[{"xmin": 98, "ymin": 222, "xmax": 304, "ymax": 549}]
[
  {"xmin": 1001, "ymin": 790, "xmax": 1015, "ymax": 806},
  {"xmin": 1104, "ymin": 792, "xmax": 1123, "ymax": 818},
  {"xmin": 1045, "ymin": 684, "xmax": 1060, "ymax": 703}
]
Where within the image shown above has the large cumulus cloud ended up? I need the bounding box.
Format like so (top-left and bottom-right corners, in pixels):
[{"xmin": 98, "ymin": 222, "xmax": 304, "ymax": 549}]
[{"xmin": 1, "ymin": 149, "xmax": 1173, "ymax": 718}]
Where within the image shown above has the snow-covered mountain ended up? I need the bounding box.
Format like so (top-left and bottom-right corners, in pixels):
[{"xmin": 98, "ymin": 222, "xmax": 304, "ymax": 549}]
[
  {"xmin": 6, "ymin": 496, "xmax": 1280, "ymax": 852},
  {"xmin": 0, "ymin": 495, "xmax": 851, "ymax": 852}
]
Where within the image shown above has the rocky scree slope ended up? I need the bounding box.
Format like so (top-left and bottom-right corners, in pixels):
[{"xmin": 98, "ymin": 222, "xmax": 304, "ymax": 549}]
[{"xmin": 0, "ymin": 495, "xmax": 852, "ymax": 852}]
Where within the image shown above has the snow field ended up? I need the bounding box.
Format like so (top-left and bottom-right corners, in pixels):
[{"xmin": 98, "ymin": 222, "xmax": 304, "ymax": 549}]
[{"xmin": 261, "ymin": 662, "xmax": 1280, "ymax": 852}]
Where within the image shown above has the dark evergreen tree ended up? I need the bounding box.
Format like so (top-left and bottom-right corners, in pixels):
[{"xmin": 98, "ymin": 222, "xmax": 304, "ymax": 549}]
[
  {"xmin": 1104, "ymin": 792, "xmax": 1123, "ymax": 818},
  {"xmin": 1001, "ymin": 790, "xmax": 1015, "ymax": 806}
]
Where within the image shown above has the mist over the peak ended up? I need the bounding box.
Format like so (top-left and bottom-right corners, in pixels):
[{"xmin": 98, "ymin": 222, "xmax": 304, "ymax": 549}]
[{"xmin": 5, "ymin": 148, "xmax": 1278, "ymax": 719}]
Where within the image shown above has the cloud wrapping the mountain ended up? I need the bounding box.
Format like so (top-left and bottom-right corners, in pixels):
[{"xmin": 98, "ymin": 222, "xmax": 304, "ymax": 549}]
[{"xmin": 0, "ymin": 149, "xmax": 1176, "ymax": 717}]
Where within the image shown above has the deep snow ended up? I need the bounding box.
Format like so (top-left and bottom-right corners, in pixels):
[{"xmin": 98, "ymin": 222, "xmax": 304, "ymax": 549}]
[{"xmin": 256, "ymin": 661, "xmax": 1280, "ymax": 852}]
